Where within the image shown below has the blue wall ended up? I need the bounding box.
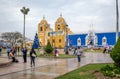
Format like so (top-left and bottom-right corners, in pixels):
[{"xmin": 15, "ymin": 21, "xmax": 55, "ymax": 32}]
[{"xmin": 68, "ymin": 32, "xmax": 120, "ymax": 47}]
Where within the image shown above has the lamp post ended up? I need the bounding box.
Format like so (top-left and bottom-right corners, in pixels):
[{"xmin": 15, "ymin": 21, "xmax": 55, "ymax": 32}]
[
  {"xmin": 116, "ymin": 0, "xmax": 119, "ymax": 42},
  {"xmin": 65, "ymin": 24, "xmax": 68, "ymax": 54},
  {"xmin": 20, "ymin": 6, "xmax": 30, "ymax": 47},
  {"xmin": 52, "ymin": 29, "xmax": 53, "ymax": 47}
]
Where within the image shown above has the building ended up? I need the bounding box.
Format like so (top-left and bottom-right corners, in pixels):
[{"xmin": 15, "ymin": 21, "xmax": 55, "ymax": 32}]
[
  {"xmin": 38, "ymin": 15, "xmax": 119, "ymax": 48},
  {"xmin": 38, "ymin": 15, "xmax": 73, "ymax": 48},
  {"xmin": 68, "ymin": 31, "xmax": 120, "ymax": 47}
]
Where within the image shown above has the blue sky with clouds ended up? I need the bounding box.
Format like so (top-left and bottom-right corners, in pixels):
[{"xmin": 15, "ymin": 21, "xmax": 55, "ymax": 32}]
[{"xmin": 0, "ymin": 0, "xmax": 120, "ymax": 40}]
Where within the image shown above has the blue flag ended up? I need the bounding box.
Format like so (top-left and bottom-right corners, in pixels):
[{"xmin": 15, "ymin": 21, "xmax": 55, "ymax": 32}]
[{"xmin": 32, "ymin": 33, "xmax": 40, "ymax": 49}]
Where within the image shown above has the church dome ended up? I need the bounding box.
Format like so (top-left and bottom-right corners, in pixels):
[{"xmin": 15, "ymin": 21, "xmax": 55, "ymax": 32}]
[
  {"xmin": 56, "ymin": 14, "xmax": 66, "ymax": 24},
  {"xmin": 40, "ymin": 16, "xmax": 48, "ymax": 25},
  {"xmin": 57, "ymin": 17, "xmax": 65, "ymax": 22}
]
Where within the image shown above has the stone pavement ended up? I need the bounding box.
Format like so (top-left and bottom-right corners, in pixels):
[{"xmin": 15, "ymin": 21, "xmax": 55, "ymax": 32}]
[
  {"xmin": 0, "ymin": 53, "xmax": 114, "ymax": 79},
  {"xmin": 0, "ymin": 57, "xmax": 12, "ymax": 67}
]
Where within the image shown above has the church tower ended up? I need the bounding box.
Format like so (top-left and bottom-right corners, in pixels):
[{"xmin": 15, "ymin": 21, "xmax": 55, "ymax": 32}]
[
  {"xmin": 55, "ymin": 14, "xmax": 67, "ymax": 32},
  {"xmin": 38, "ymin": 16, "xmax": 52, "ymax": 46},
  {"xmin": 50, "ymin": 14, "xmax": 73, "ymax": 48}
]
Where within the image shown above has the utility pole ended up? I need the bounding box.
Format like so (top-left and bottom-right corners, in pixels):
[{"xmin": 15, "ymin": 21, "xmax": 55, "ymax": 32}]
[
  {"xmin": 116, "ymin": 0, "xmax": 119, "ymax": 42},
  {"xmin": 65, "ymin": 24, "xmax": 68, "ymax": 54}
]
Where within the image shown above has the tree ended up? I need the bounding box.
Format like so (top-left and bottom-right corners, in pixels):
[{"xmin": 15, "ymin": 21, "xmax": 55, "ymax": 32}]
[
  {"xmin": 1, "ymin": 32, "xmax": 22, "ymax": 46},
  {"xmin": 45, "ymin": 41, "xmax": 53, "ymax": 54},
  {"xmin": 32, "ymin": 33, "xmax": 40, "ymax": 49},
  {"xmin": 20, "ymin": 6, "xmax": 30, "ymax": 47},
  {"xmin": 110, "ymin": 37, "xmax": 120, "ymax": 66}
]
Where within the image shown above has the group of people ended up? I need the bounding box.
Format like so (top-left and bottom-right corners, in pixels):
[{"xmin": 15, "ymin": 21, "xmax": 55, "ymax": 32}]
[
  {"xmin": 103, "ymin": 46, "xmax": 113, "ymax": 54},
  {"xmin": 7, "ymin": 47, "xmax": 37, "ymax": 67},
  {"xmin": 53, "ymin": 47, "xmax": 83, "ymax": 62}
]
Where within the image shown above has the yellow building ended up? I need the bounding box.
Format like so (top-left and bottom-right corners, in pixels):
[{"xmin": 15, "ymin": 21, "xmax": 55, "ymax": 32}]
[{"xmin": 38, "ymin": 15, "xmax": 73, "ymax": 48}]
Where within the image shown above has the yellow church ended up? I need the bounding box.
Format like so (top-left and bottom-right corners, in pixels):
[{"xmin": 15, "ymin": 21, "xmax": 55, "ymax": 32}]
[{"xmin": 38, "ymin": 14, "xmax": 73, "ymax": 48}]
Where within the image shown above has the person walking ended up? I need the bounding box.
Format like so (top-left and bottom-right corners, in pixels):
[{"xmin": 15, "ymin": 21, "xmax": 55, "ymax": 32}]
[
  {"xmin": 22, "ymin": 47, "xmax": 28, "ymax": 63},
  {"xmin": 76, "ymin": 47, "xmax": 82, "ymax": 62},
  {"xmin": 54, "ymin": 48, "xmax": 58, "ymax": 58},
  {"xmin": 7, "ymin": 47, "xmax": 11, "ymax": 58},
  {"xmin": 30, "ymin": 48, "xmax": 37, "ymax": 67},
  {"xmin": 103, "ymin": 47, "xmax": 107, "ymax": 54},
  {"xmin": 0, "ymin": 46, "xmax": 2, "ymax": 56},
  {"xmin": 73, "ymin": 48, "xmax": 77, "ymax": 55},
  {"xmin": 17, "ymin": 46, "xmax": 20, "ymax": 55}
]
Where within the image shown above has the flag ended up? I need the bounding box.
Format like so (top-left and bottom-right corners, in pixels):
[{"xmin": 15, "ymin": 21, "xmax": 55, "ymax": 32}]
[{"xmin": 32, "ymin": 33, "xmax": 40, "ymax": 49}]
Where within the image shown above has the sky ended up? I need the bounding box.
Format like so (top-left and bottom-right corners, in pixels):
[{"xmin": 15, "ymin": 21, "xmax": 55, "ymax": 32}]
[{"xmin": 0, "ymin": 0, "xmax": 120, "ymax": 40}]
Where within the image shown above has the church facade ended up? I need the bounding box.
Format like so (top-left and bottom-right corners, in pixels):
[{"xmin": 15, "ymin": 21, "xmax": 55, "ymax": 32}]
[{"xmin": 38, "ymin": 15, "xmax": 73, "ymax": 48}]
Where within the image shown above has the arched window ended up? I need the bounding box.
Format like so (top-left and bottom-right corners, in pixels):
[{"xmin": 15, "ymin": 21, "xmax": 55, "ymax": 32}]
[
  {"xmin": 58, "ymin": 25, "xmax": 60, "ymax": 30},
  {"xmin": 53, "ymin": 39, "xmax": 55, "ymax": 43},
  {"xmin": 102, "ymin": 36, "xmax": 107, "ymax": 46},
  {"xmin": 59, "ymin": 39, "xmax": 61, "ymax": 43},
  {"xmin": 40, "ymin": 27, "xmax": 43, "ymax": 31},
  {"xmin": 48, "ymin": 32, "xmax": 50, "ymax": 36},
  {"xmin": 77, "ymin": 37, "xmax": 81, "ymax": 46}
]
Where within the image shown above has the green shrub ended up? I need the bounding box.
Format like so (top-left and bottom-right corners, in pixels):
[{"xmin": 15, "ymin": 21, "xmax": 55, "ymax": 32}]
[
  {"xmin": 45, "ymin": 41, "xmax": 53, "ymax": 54},
  {"xmin": 101, "ymin": 65, "xmax": 120, "ymax": 77},
  {"xmin": 101, "ymin": 65, "xmax": 113, "ymax": 71},
  {"xmin": 114, "ymin": 69, "xmax": 120, "ymax": 74},
  {"xmin": 110, "ymin": 37, "xmax": 120, "ymax": 66}
]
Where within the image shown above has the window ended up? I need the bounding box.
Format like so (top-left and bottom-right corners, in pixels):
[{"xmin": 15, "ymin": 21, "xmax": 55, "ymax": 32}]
[
  {"xmin": 40, "ymin": 27, "xmax": 43, "ymax": 31},
  {"xmin": 48, "ymin": 33, "xmax": 50, "ymax": 36},
  {"xmin": 53, "ymin": 39, "xmax": 55, "ymax": 43},
  {"xmin": 59, "ymin": 39, "xmax": 61, "ymax": 43},
  {"xmin": 58, "ymin": 25, "xmax": 60, "ymax": 30}
]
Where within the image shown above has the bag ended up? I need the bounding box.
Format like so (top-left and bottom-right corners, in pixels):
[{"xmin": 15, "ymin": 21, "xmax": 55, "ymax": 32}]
[
  {"xmin": 15, "ymin": 59, "xmax": 19, "ymax": 63},
  {"xmin": 9, "ymin": 52, "xmax": 14, "ymax": 57},
  {"xmin": 32, "ymin": 53, "xmax": 36, "ymax": 57},
  {"xmin": 56, "ymin": 53, "xmax": 59, "ymax": 57}
]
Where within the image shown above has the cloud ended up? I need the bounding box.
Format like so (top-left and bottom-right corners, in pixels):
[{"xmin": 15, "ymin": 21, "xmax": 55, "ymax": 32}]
[
  {"xmin": 0, "ymin": 0, "xmax": 120, "ymax": 40},
  {"xmin": 93, "ymin": 0, "xmax": 114, "ymax": 5}
]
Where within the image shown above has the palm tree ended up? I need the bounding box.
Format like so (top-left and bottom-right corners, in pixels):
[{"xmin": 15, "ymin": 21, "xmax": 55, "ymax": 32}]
[
  {"xmin": 116, "ymin": 0, "xmax": 119, "ymax": 42},
  {"xmin": 20, "ymin": 6, "xmax": 30, "ymax": 47}
]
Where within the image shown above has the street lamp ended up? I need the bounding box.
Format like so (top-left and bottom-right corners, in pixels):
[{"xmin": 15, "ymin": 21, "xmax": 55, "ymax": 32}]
[
  {"xmin": 20, "ymin": 6, "xmax": 30, "ymax": 47},
  {"xmin": 65, "ymin": 24, "xmax": 69, "ymax": 54}
]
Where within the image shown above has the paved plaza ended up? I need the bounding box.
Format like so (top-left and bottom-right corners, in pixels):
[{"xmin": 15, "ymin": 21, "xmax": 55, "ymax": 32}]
[{"xmin": 0, "ymin": 53, "xmax": 114, "ymax": 79}]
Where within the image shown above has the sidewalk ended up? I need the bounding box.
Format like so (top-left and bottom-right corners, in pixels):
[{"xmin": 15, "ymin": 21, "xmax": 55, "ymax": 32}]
[
  {"xmin": 0, "ymin": 57, "xmax": 12, "ymax": 67},
  {"xmin": 0, "ymin": 53, "xmax": 114, "ymax": 79}
]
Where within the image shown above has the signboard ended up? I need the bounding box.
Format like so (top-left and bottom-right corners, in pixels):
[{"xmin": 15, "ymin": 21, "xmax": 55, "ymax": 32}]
[{"xmin": 49, "ymin": 31, "xmax": 64, "ymax": 36}]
